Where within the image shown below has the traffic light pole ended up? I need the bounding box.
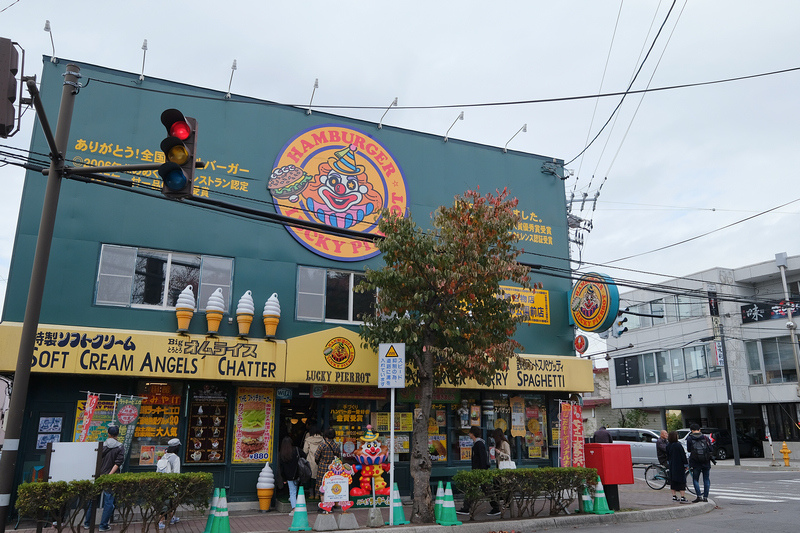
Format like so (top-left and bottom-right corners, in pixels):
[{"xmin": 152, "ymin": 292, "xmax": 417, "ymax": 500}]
[{"xmin": 0, "ymin": 64, "xmax": 80, "ymax": 533}]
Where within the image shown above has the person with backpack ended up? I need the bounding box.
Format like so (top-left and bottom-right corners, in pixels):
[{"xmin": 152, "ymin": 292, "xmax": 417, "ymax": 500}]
[
  {"xmin": 686, "ymin": 424, "xmax": 715, "ymax": 502},
  {"xmin": 156, "ymin": 438, "xmax": 182, "ymax": 529},
  {"xmin": 83, "ymin": 425, "xmax": 125, "ymax": 532},
  {"xmin": 279, "ymin": 436, "xmax": 307, "ymax": 515},
  {"xmin": 302, "ymin": 422, "xmax": 324, "ymax": 500},
  {"xmin": 314, "ymin": 428, "xmax": 341, "ymax": 499}
]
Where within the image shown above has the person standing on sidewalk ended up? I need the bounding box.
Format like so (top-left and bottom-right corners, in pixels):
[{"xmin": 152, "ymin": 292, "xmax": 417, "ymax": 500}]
[
  {"xmin": 686, "ymin": 423, "xmax": 715, "ymax": 502},
  {"xmin": 666, "ymin": 431, "xmax": 689, "ymax": 503},
  {"xmin": 456, "ymin": 427, "xmax": 500, "ymax": 517},
  {"xmin": 83, "ymin": 425, "xmax": 125, "ymax": 532}
]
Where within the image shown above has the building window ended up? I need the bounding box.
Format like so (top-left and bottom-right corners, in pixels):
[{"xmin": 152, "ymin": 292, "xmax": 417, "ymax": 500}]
[
  {"xmin": 296, "ymin": 266, "xmax": 376, "ymax": 323},
  {"xmin": 625, "ymin": 295, "xmax": 706, "ymax": 331},
  {"xmin": 761, "ymin": 336, "xmax": 798, "ymax": 384},
  {"xmin": 96, "ymin": 245, "xmax": 233, "ymax": 311},
  {"xmin": 745, "ymin": 341, "xmax": 764, "ymax": 385},
  {"xmin": 677, "ymin": 294, "xmax": 704, "ymax": 320},
  {"xmin": 684, "ymin": 345, "xmax": 708, "ymax": 380},
  {"xmin": 656, "ymin": 351, "xmax": 672, "ymax": 382}
]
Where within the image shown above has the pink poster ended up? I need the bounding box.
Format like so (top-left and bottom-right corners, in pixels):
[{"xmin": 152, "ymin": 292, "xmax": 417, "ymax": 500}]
[{"xmin": 559, "ymin": 402, "xmax": 572, "ymax": 467}]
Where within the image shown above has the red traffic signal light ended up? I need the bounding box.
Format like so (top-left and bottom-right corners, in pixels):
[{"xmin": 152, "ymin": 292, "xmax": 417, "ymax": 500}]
[
  {"xmin": 0, "ymin": 37, "xmax": 19, "ymax": 138},
  {"xmin": 158, "ymin": 109, "xmax": 198, "ymax": 198}
]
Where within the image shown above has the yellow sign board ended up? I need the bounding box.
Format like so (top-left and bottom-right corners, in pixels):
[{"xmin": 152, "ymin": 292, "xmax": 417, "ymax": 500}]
[
  {"xmin": 0, "ymin": 322, "xmax": 286, "ymax": 382},
  {"xmin": 284, "ymin": 327, "xmax": 378, "ymax": 385}
]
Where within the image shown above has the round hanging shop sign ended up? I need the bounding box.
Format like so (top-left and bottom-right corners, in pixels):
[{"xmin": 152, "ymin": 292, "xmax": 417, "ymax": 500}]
[
  {"xmin": 570, "ymin": 272, "xmax": 619, "ymax": 332},
  {"xmin": 574, "ymin": 334, "xmax": 588, "ymax": 354},
  {"xmin": 116, "ymin": 404, "xmax": 140, "ymax": 425}
]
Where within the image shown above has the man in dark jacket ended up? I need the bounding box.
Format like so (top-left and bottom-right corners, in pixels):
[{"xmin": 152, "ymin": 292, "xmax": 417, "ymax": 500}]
[
  {"xmin": 686, "ymin": 424, "xmax": 715, "ymax": 503},
  {"xmin": 593, "ymin": 426, "xmax": 613, "ymax": 443},
  {"xmin": 656, "ymin": 430, "xmax": 669, "ymax": 466},
  {"xmin": 84, "ymin": 425, "xmax": 125, "ymax": 531},
  {"xmin": 456, "ymin": 426, "xmax": 500, "ymax": 516}
]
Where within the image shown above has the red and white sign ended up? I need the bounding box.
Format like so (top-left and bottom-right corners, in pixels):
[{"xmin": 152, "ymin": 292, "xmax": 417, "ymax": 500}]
[
  {"xmin": 574, "ymin": 335, "xmax": 588, "ymax": 354},
  {"xmin": 117, "ymin": 403, "xmax": 140, "ymax": 425},
  {"xmin": 79, "ymin": 394, "xmax": 99, "ymax": 442}
]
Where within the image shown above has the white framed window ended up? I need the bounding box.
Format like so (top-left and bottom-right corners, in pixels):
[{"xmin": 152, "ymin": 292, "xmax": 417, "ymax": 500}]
[
  {"xmin": 95, "ymin": 244, "xmax": 233, "ymax": 311},
  {"xmin": 296, "ymin": 266, "xmax": 376, "ymax": 323}
]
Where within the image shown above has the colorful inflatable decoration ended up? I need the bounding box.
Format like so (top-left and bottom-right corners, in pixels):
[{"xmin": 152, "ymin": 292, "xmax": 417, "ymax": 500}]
[
  {"xmin": 350, "ymin": 425, "xmax": 391, "ymax": 496},
  {"xmin": 318, "ymin": 457, "xmax": 355, "ymax": 513}
]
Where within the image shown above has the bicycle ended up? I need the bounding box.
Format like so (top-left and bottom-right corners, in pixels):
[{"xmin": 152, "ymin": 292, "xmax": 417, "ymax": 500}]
[{"xmin": 644, "ymin": 463, "xmax": 695, "ymax": 494}]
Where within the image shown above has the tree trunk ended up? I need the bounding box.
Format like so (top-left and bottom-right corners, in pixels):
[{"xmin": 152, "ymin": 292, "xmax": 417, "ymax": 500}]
[{"xmin": 409, "ymin": 346, "xmax": 435, "ymax": 523}]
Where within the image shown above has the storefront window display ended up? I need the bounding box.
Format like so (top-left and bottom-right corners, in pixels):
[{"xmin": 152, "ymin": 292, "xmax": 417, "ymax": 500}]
[
  {"xmin": 518, "ymin": 395, "xmax": 548, "ymax": 459},
  {"xmin": 330, "ymin": 400, "xmax": 371, "ymax": 460},
  {"xmin": 185, "ymin": 383, "xmax": 228, "ymax": 464},
  {"xmin": 131, "ymin": 381, "xmax": 183, "ymax": 466}
]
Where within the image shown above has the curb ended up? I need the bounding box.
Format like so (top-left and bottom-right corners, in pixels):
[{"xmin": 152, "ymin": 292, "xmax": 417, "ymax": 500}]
[{"xmin": 325, "ymin": 500, "xmax": 715, "ymax": 533}]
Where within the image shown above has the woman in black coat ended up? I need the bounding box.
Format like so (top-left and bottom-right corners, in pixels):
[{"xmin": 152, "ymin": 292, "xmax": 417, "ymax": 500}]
[
  {"xmin": 666, "ymin": 430, "xmax": 689, "ymax": 503},
  {"xmin": 279, "ymin": 436, "xmax": 307, "ymax": 514}
]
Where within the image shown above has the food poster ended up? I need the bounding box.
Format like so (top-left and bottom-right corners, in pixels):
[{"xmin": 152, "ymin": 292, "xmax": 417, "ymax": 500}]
[
  {"xmin": 523, "ymin": 402, "xmax": 547, "ymax": 458},
  {"xmin": 232, "ymin": 387, "xmax": 275, "ymax": 462},
  {"xmin": 428, "ymin": 434, "xmax": 447, "ymax": 461},
  {"xmin": 186, "ymin": 384, "xmax": 228, "ymax": 464},
  {"xmin": 130, "ymin": 384, "xmax": 181, "ymax": 465},
  {"xmin": 139, "ymin": 445, "xmax": 168, "ymax": 466},
  {"xmin": 380, "ymin": 434, "xmax": 409, "ymax": 454},
  {"xmin": 459, "ymin": 434, "xmax": 473, "ymax": 461},
  {"xmin": 372, "ymin": 412, "xmax": 412, "ymax": 432},
  {"xmin": 73, "ymin": 400, "xmax": 131, "ymax": 445},
  {"xmin": 469, "ymin": 404, "xmax": 481, "ymax": 426},
  {"xmin": 510, "ymin": 396, "xmax": 526, "ymax": 437}
]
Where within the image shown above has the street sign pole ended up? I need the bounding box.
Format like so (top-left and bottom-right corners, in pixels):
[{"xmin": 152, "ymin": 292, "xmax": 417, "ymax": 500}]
[{"xmin": 378, "ymin": 343, "xmax": 405, "ymax": 526}]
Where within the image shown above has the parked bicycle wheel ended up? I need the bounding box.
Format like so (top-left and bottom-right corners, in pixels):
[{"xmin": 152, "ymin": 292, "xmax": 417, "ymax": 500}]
[
  {"xmin": 685, "ymin": 469, "xmax": 696, "ymax": 495},
  {"xmin": 644, "ymin": 464, "xmax": 667, "ymax": 490}
]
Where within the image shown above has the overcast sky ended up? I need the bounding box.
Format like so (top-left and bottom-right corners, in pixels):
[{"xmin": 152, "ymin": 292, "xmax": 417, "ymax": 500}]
[{"xmin": 1, "ymin": 1, "xmax": 799, "ymax": 338}]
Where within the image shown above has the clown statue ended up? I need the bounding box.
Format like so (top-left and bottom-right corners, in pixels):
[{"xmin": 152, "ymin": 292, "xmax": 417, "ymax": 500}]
[
  {"xmin": 318, "ymin": 457, "xmax": 355, "ymax": 513},
  {"xmin": 350, "ymin": 425, "xmax": 391, "ymax": 497}
]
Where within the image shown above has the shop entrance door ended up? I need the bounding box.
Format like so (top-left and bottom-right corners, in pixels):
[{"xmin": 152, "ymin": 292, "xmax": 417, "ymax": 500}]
[{"xmin": 278, "ymin": 398, "xmax": 319, "ymax": 447}]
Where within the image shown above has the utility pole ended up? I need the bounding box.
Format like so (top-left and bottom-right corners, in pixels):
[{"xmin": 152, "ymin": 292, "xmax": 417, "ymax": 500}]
[
  {"xmin": 0, "ymin": 64, "xmax": 80, "ymax": 532},
  {"xmin": 718, "ymin": 323, "xmax": 741, "ymax": 466},
  {"xmin": 775, "ymin": 252, "xmax": 800, "ymax": 398}
]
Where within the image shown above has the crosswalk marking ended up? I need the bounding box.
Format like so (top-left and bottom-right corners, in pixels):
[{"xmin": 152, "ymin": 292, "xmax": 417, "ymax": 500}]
[
  {"xmin": 708, "ymin": 479, "xmax": 800, "ymax": 503},
  {"xmin": 715, "ymin": 495, "xmax": 784, "ymax": 503}
]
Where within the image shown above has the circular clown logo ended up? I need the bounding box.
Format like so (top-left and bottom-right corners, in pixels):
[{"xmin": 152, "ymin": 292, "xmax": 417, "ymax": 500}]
[
  {"xmin": 570, "ymin": 273, "xmax": 619, "ymax": 332},
  {"xmin": 270, "ymin": 125, "xmax": 408, "ymax": 261},
  {"xmin": 323, "ymin": 337, "xmax": 356, "ymax": 370}
]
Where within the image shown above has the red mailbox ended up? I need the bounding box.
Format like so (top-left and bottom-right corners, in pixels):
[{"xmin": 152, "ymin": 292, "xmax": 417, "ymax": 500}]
[{"xmin": 585, "ymin": 443, "xmax": 634, "ymax": 485}]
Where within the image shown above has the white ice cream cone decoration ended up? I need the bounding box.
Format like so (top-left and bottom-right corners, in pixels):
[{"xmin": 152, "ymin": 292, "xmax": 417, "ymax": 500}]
[
  {"xmin": 256, "ymin": 462, "xmax": 275, "ymax": 512},
  {"xmin": 175, "ymin": 285, "xmax": 196, "ymax": 333},
  {"xmin": 205, "ymin": 288, "xmax": 226, "ymax": 335},
  {"xmin": 263, "ymin": 293, "xmax": 280, "ymax": 337},
  {"xmin": 236, "ymin": 290, "xmax": 255, "ymax": 337}
]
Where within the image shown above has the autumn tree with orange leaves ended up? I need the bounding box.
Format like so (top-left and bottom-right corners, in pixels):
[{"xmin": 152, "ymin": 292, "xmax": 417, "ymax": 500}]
[{"xmin": 357, "ymin": 188, "xmax": 530, "ymax": 523}]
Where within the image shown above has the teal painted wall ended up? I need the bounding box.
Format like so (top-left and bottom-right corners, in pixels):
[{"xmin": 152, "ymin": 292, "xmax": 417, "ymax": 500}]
[{"xmin": 4, "ymin": 58, "xmax": 573, "ymax": 355}]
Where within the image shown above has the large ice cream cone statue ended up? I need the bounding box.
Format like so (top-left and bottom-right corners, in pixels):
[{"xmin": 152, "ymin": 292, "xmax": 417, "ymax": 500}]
[
  {"xmin": 205, "ymin": 288, "xmax": 226, "ymax": 335},
  {"xmin": 262, "ymin": 293, "xmax": 280, "ymax": 338},
  {"xmin": 236, "ymin": 290, "xmax": 255, "ymax": 337},
  {"xmin": 175, "ymin": 285, "xmax": 196, "ymax": 332},
  {"xmin": 256, "ymin": 463, "xmax": 275, "ymax": 512}
]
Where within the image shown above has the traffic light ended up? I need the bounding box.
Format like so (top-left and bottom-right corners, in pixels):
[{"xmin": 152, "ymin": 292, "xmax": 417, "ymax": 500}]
[
  {"xmin": 158, "ymin": 108, "xmax": 197, "ymax": 198},
  {"xmin": 0, "ymin": 37, "xmax": 19, "ymax": 138},
  {"xmin": 611, "ymin": 312, "xmax": 628, "ymax": 338}
]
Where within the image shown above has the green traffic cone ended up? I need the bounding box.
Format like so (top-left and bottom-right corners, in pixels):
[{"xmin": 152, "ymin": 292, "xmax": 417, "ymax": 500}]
[
  {"xmin": 385, "ymin": 483, "xmax": 409, "ymax": 525},
  {"xmin": 592, "ymin": 477, "xmax": 614, "ymax": 515},
  {"xmin": 434, "ymin": 481, "xmax": 444, "ymax": 522},
  {"xmin": 288, "ymin": 486, "xmax": 312, "ymax": 531},
  {"xmin": 579, "ymin": 485, "xmax": 593, "ymax": 513},
  {"xmin": 210, "ymin": 488, "xmax": 231, "ymax": 533},
  {"xmin": 203, "ymin": 488, "xmax": 219, "ymax": 533},
  {"xmin": 437, "ymin": 483, "xmax": 462, "ymax": 526}
]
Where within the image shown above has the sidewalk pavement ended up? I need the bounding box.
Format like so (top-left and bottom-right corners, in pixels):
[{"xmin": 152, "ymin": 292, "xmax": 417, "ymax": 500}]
[{"xmin": 12, "ymin": 457, "xmax": 797, "ymax": 533}]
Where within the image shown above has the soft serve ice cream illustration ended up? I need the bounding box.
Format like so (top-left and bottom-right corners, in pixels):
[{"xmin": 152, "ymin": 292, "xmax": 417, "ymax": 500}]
[
  {"xmin": 175, "ymin": 285, "xmax": 196, "ymax": 332},
  {"xmin": 205, "ymin": 288, "xmax": 226, "ymax": 334},
  {"xmin": 262, "ymin": 293, "xmax": 280, "ymax": 337},
  {"xmin": 236, "ymin": 290, "xmax": 255, "ymax": 337}
]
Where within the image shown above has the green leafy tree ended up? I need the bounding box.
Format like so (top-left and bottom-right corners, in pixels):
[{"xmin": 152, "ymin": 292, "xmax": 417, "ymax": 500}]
[
  {"xmin": 357, "ymin": 189, "xmax": 530, "ymax": 523},
  {"xmin": 666, "ymin": 411, "xmax": 683, "ymax": 432},
  {"xmin": 618, "ymin": 408, "xmax": 650, "ymax": 428}
]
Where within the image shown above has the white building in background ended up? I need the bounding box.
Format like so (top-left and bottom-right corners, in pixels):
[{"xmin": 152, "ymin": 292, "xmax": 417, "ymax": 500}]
[{"xmin": 606, "ymin": 253, "xmax": 800, "ymax": 454}]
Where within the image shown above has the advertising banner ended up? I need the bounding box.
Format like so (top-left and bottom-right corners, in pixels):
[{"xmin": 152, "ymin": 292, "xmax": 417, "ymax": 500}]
[
  {"xmin": 232, "ymin": 387, "xmax": 275, "ymax": 462},
  {"xmin": 78, "ymin": 394, "xmax": 99, "ymax": 442}
]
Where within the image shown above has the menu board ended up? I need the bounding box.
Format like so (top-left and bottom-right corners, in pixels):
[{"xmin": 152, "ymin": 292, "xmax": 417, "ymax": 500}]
[
  {"xmin": 372, "ymin": 412, "xmax": 412, "ymax": 432},
  {"xmin": 185, "ymin": 384, "xmax": 228, "ymax": 464},
  {"xmin": 232, "ymin": 387, "xmax": 275, "ymax": 463}
]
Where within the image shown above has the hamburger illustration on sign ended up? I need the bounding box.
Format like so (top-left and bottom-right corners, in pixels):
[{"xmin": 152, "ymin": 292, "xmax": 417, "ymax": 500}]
[
  {"xmin": 269, "ymin": 125, "xmax": 408, "ymax": 261},
  {"xmin": 569, "ymin": 272, "xmax": 619, "ymax": 333}
]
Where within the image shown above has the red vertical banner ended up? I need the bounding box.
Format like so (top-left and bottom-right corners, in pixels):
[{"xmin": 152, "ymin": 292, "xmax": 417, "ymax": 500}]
[
  {"xmin": 79, "ymin": 394, "xmax": 99, "ymax": 442},
  {"xmin": 571, "ymin": 403, "xmax": 585, "ymax": 467},
  {"xmin": 559, "ymin": 402, "xmax": 572, "ymax": 467}
]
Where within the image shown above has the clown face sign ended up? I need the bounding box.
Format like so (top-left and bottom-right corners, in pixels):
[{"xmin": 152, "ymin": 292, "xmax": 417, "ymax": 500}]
[{"xmin": 270, "ymin": 125, "xmax": 409, "ymax": 261}]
